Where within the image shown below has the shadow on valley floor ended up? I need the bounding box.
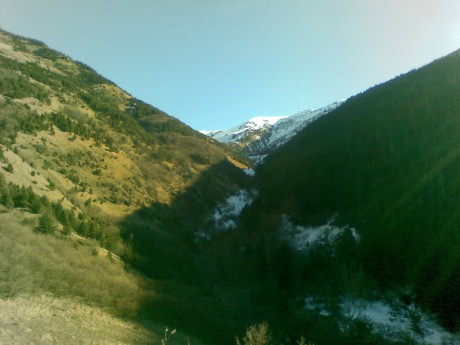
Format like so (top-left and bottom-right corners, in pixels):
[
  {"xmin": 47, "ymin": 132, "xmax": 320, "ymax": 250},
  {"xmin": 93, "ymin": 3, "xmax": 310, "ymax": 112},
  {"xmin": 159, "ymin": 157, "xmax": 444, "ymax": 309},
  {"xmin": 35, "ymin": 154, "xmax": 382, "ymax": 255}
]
[{"xmin": 120, "ymin": 159, "xmax": 256, "ymax": 345}]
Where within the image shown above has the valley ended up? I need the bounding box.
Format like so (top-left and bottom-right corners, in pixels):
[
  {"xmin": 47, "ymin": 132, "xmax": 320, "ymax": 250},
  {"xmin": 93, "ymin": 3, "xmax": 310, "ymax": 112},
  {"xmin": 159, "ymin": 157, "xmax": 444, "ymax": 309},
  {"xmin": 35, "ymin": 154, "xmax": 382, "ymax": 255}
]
[{"xmin": 1, "ymin": 28, "xmax": 460, "ymax": 345}]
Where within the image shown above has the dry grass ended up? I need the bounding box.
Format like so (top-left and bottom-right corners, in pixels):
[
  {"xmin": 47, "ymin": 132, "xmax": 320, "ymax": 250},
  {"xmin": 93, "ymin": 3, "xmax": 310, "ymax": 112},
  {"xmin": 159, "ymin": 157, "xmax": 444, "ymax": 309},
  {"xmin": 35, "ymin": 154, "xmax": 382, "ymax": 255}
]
[
  {"xmin": 0, "ymin": 209, "xmax": 209, "ymax": 345},
  {"xmin": 2, "ymin": 148, "xmax": 67, "ymax": 203},
  {"xmin": 13, "ymin": 94, "xmax": 62, "ymax": 115},
  {"xmin": 13, "ymin": 128, "xmax": 151, "ymax": 219},
  {"xmin": 0, "ymin": 208, "xmax": 144, "ymax": 316},
  {"xmin": 0, "ymin": 33, "xmax": 35, "ymax": 63},
  {"xmin": 0, "ymin": 294, "xmax": 155, "ymax": 345}
]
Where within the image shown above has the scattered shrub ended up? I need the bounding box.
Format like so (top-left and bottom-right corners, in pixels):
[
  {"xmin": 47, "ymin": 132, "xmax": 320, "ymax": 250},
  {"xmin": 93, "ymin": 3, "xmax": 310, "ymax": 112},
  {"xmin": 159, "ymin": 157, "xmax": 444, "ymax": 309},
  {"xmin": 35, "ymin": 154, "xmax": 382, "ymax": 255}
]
[
  {"xmin": 4, "ymin": 163, "xmax": 13, "ymax": 173},
  {"xmin": 236, "ymin": 323, "xmax": 272, "ymax": 345}
]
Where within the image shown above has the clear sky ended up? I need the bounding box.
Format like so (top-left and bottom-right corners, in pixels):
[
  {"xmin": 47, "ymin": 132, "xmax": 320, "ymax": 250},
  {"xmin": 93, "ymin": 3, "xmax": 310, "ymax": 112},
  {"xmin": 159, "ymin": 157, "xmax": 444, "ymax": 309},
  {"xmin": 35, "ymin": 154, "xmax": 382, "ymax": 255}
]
[{"xmin": 1, "ymin": 1, "xmax": 460, "ymax": 130}]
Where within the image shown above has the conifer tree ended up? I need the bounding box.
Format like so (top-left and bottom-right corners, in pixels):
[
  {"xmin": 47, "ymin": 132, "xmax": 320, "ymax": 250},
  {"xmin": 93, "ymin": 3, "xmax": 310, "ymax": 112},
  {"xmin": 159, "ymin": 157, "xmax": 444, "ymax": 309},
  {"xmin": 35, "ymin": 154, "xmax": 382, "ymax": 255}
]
[
  {"xmin": 36, "ymin": 211, "xmax": 56, "ymax": 234},
  {"xmin": 1, "ymin": 191, "xmax": 14, "ymax": 209}
]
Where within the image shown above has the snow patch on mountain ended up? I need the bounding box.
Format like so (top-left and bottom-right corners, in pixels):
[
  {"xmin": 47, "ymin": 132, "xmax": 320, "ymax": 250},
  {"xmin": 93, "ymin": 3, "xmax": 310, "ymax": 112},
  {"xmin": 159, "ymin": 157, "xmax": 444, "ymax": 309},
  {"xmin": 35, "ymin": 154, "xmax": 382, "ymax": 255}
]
[
  {"xmin": 341, "ymin": 299, "xmax": 459, "ymax": 344},
  {"xmin": 200, "ymin": 101, "xmax": 344, "ymax": 164},
  {"xmin": 196, "ymin": 189, "xmax": 258, "ymax": 240},
  {"xmin": 280, "ymin": 215, "xmax": 360, "ymax": 253},
  {"xmin": 201, "ymin": 116, "xmax": 288, "ymax": 144},
  {"xmin": 303, "ymin": 295, "xmax": 459, "ymax": 344},
  {"xmin": 212, "ymin": 189, "xmax": 258, "ymax": 230},
  {"xmin": 199, "ymin": 129, "xmax": 221, "ymax": 136},
  {"xmin": 305, "ymin": 296, "xmax": 332, "ymax": 316},
  {"xmin": 242, "ymin": 168, "xmax": 255, "ymax": 176}
]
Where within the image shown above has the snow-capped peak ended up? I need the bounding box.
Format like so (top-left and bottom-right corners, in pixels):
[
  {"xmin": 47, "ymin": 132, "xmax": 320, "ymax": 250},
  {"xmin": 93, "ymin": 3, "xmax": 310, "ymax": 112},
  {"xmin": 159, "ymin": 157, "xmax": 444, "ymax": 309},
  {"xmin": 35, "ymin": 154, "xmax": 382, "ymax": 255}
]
[
  {"xmin": 199, "ymin": 129, "xmax": 222, "ymax": 136},
  {"xmin": 201, "ymin": 101, "xmax": 344, "ymax": 164},
  {"xmin": 200, "ymin": 115, "xmax": 290, "ymax": 144},
  {"xmin": 246, "ymin": 116, "xmax": 288, "ymax": 128}
]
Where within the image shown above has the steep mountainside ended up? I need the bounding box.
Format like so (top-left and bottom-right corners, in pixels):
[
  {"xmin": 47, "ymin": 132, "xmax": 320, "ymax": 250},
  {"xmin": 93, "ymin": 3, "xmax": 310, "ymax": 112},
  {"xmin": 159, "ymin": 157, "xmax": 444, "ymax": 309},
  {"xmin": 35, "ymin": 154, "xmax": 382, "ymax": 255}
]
[
  {"xmin": 253, "ymin": 48, "xmax": 460, "ymax": 330},
  {"xmin": 0, "ymin": 29, "xmax": 253, "ymax": 344},
  {"xmin": 201, "ymin": 101, "xmax": 342, "ymax": 163},
  {"xmin": 0, "ymin": 28, "xmax": 250, "ymax": 237}
]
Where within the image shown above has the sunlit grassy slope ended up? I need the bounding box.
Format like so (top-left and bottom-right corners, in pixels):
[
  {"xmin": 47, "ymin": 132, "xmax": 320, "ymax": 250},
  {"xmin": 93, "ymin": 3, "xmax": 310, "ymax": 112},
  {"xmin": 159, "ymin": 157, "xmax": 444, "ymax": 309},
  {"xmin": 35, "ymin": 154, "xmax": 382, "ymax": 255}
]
[
  {"xmin": 0, "ymin": 26, "xmax": 252, "ymax": 254},
  {"xmin": 0, "ymin": 28, "xmax": 249, "ymax": 344}
]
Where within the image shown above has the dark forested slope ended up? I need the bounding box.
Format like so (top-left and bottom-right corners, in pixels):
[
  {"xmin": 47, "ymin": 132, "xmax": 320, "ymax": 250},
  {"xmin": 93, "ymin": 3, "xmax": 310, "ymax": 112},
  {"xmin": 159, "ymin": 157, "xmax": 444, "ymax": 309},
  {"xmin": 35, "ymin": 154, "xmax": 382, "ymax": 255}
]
[{"xmin": 257, "ymin": 48, "xmax": 460, "ymax": 328}]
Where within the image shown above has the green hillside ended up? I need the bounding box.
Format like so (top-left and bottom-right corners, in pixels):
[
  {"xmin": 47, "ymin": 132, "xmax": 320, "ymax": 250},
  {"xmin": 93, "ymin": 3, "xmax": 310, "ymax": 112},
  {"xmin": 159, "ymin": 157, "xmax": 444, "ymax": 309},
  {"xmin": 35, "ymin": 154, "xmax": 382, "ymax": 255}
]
[{"xmin": 257, "ymin": 48, "xmax": 460, "ymax": 329}]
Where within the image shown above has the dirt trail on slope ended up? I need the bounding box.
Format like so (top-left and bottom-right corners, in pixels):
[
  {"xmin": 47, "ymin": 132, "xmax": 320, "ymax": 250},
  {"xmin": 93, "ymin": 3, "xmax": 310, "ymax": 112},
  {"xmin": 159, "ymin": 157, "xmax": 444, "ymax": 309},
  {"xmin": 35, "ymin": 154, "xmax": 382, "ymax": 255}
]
[{"xmin": 0, "ymin": 294, "xmax": 155, "ymax": 345}]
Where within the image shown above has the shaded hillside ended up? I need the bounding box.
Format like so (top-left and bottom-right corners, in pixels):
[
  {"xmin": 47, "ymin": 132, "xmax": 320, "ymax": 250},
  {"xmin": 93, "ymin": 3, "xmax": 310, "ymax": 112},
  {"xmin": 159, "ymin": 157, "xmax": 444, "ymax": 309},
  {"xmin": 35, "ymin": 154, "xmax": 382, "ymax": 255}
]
[
  {"xmin": 122, "ymin": 160, "xmax": 253, "ymax": 280},
  {"xmin": 257, "ymin": 48, "xmax": 460, "ymax": 328},
  {"xmin": 121, "ymin": 160, "xmax": 257, "ymax": 344}
]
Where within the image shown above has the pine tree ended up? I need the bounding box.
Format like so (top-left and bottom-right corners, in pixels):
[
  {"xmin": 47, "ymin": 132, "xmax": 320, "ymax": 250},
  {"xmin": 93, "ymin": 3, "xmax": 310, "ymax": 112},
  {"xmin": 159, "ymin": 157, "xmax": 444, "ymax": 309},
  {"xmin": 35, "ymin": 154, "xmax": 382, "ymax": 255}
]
[
  {"xmin": 30, "ymin": 195, "xmax": 45, "ymax": 214},
  {"xmin": 3, "ymin": 192, "xmax": 14, "ymax": 209},
  {"xmin": 36, "ymin": 211, "xmax": 56, "ymax": 234}
]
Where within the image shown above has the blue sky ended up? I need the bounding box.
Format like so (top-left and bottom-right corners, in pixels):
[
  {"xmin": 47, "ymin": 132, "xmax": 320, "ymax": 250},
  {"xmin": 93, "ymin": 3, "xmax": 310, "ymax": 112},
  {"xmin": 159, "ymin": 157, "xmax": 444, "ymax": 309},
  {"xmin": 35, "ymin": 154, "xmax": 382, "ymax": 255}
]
[{"xmin": 1, "ymin": 1, "xmax": 460, "ymax": 130}]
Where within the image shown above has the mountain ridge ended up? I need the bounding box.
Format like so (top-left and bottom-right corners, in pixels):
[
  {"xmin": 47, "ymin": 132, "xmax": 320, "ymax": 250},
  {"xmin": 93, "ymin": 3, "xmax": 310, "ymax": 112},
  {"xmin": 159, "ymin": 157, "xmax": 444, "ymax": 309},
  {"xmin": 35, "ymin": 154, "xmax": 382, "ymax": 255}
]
[{"xmin": 201, "ymin": 101, "xmax": 343, "ymax": 163}]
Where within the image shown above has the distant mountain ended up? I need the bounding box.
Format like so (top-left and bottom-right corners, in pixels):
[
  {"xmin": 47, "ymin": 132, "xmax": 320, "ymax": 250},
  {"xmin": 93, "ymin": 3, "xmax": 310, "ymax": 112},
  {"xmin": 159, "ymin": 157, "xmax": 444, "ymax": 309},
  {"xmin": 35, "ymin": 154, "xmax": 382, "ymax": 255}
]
[{"xmin": 201, "ymin": 101, "xmax": 343, "ymax": 163}]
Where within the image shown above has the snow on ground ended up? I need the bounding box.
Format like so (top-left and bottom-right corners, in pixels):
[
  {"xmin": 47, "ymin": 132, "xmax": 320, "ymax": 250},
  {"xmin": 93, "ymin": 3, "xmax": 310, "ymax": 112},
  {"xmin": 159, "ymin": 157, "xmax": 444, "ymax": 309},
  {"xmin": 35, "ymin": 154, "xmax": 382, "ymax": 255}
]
[
  {"xmin": 280, "ymin": 216, "xmax": 360, "ymax": 252},
  {"xmin": 248, "ymin": 116, "xmax": 288, "ymax": 127},
  {"xmin": 341, "ymin": 299, "xmax": 460, "ymax": 344},
  {"xmin": 303, "ymin": 294, "xmax": 459, "ymax": 344},
  {"xmin": 199, "ymin": 129, "xmax": 222, "ymax": 136},
  {"xmin": 266, "ymin": 101, "xmax": 344, "ymax": 150},
  {"xmin": 196, "ymin": 189, "xmax": 258, "ymax": 240},
  {"xmin": 247, "ymin": 154, "xmax": 267, "ymax": 165},
  {"xmin": 243, "ymin": 168, "xmax": 255, "ymax": 176},
  {"xmin": 200, "ymin": 102, "xmax": 344, "ymax": 147},
  {"xmin": 212, "ymin": 189, "xmax": 257, "ymax": 230},
  {"xmin": 200, "ymin": 116, "xmax": 286, "ymax": 144},
  {"xmin": 305, "ymin": 296, "xmax": 332, "ymax": 316},
  {"xmin": 201, "ymin": 102, "xmax": 345, "ymax": 163}
]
